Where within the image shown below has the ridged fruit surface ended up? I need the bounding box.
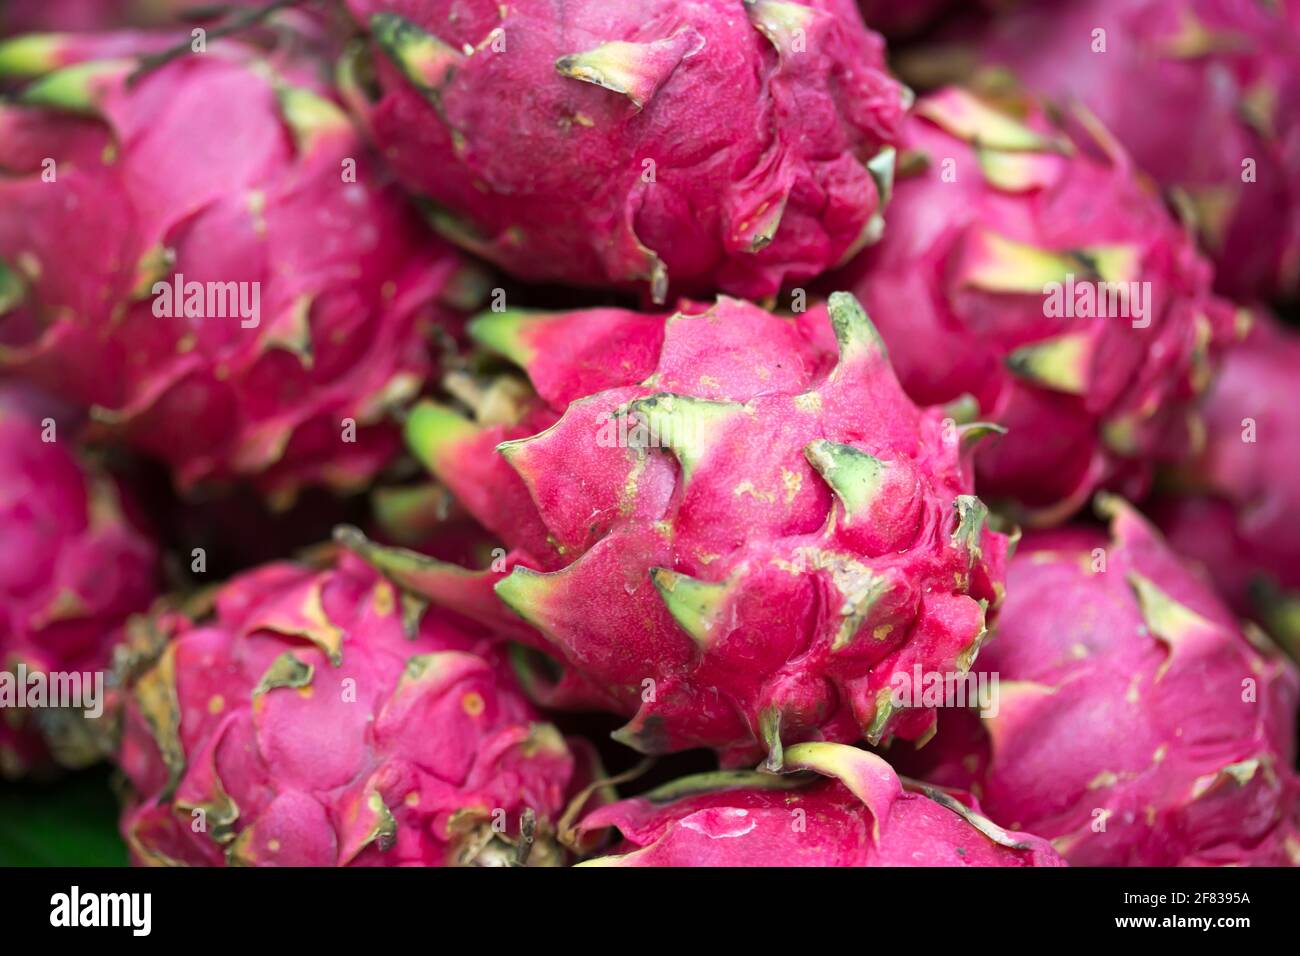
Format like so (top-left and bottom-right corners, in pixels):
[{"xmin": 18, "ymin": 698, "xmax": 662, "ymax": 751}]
[
  {"xmin": 894, "ymin": 498, "xmax": 1299, "ymax": 866},
  {"xmin": 1151, "ymin": 309, "xmax": 1300, "ymax": 658},
  {"xmin": 343, "ymin": 0, "xmax": 907, "ymax": 301},
  {"xmin": 342, "ymin": 292, "xmax": 1009, "ymax": 767},
  {"xmin": 0, "ymin": 382, "xmax": 157, "ymax": 777},
  {"xmin": 578, "ymin": 741, "xmax": 1065, "ymax": 866},
  {"xmin": 836, "ymin": 87, "xmax": 1236, "ymax": 525},
  {"xmin": 0, "ymin": 34, "xmax": 469, "ymax": 501},
  {"xmin": 974, "ymin": 0, "xmax": 1300, "ymax": 300},
  {"xmin": 117, "ymin": 551, "xmax": 596, "ymax": 866}
]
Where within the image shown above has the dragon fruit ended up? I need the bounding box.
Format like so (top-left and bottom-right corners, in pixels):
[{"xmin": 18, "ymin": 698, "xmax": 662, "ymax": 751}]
[
  {"xmin": 342, "ymin": 0, "xmax": 907, "ymax": 303},
  {"xmin": 894, "ymin": 497, "xmax": 1300, "ymax": 866},
  {"xmin": 576, "ymin": 740, "xmax": 1065, "ymax": 865},
  {"xmin": 116, "ymin": 549, "xmax": 599, "ymax": 866},
  {"xmin": 1150, "ymin": 309, "xmax": 1300, "ymax": 659},
  {"xmin": 0, "ymin": 0, "xmax": 135, "ymax": 34},
  {"xmin": 0, "ymin": 34, "xmax": 472, "ymax": 503},
  {"xmin": 0, "ymin": 382, "xmax": 157, "ymax": 777},
  {"xmin": 0, "ymin": 0, "xmax": 309, "ymax": 35},
  {"xmin": 971, "ymin": 0, "xmax": 1300, "ymax": 301},
  {"xmin": 834, "ymin": 87, "xmax": 1237, "ymax": 526},
  {"xmin": 339, "ymin": 292, "xmax": 1009, "ymax": 767}
]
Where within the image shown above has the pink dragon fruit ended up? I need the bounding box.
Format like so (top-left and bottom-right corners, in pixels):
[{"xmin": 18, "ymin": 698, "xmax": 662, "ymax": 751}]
[
  {"xmin": 0, "ymin": 382, "xmax": 157, "ymax": 777},
  {"xmin": 894, "ymin": 497, "xmax": 1299, "ymax": 866},
  {"xmin": 0, "ymin": 33, "xmax": 473, "ymax": 503},
  {"xmin": 1150, "ymin": 309, "xmax": 1300, "ymax": 659},
  {"xmin": 0, "ymin": 0, "xmax": 136, "ymax": 34},
  {"xmin": 0, "ymin": 30, "xmax": 179, "ymax": 73},
  {"xmin": 576, "ymin": 740, "xmax": 1065, "ymax": 865},
  {"xmin": 972, "ymin": 0, "xmax": 1300, "ymax": 301},
  {"xmin": 834, "ymin": 87, "xmax": 1237, "ymax": 526},
  {"xmin": 341, "ymin": 0, "xmax": 907, "ymax": 303},
  {"xmin": 0, "ymin": 0, "xmax": 315, "ymax": 35},
  {"xmin": 116, "ymin": 549, "xmax": 600, "ymax": 866},
  {"xmin": 338, "ymin": 292, "xmax": 1009, "ymax": 767}
]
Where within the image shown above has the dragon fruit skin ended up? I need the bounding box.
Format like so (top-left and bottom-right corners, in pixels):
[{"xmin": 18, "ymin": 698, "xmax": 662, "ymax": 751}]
[
  {"xmin": 1150, "ymin": 310, "xmax": 1300, "ymax": 658},
  {"xmin": 341, "ymin": 292, "xmax": 1009, "ymax": 767},
  {"xmin": 0, "ymin": 0, "xmax": 312, "ymax": 35},
  {"xmin": 0, "ymin": 0, "xmax": 134, "ymax": 34},
  {"xmin": 0, "ymin": 382, "xmax": 158, "ymax": 777},
  {"xmin": 343, "ymin": 0, "xmax": 906, "ymax": 303},
  {"xmin": 895, "ymin": 498, "xmax": 1300, "ymax": 866},
  {"xmin": 577, "ymin": 741, "xmax": 1065, "ymax": 866},
  {"xmin": 0, "ymin": 35, "xmax": 470, "ymax": 502},
  {"xmin": 117, "ymin": 550, "xmax": 597, "ymax": 866},
  {"xmin": 835, "ymin": 87, "xmax": 1237, "ymax": 526},
  {"xmin": 974, "ymin": 0, "xmax": 1300, "ymax": 301}
]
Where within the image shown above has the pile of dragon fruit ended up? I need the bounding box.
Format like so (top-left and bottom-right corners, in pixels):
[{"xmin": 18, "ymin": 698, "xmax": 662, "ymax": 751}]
[{"xmin": 0, "ymin": 0, "xmax": 1297, "ymax": 869}]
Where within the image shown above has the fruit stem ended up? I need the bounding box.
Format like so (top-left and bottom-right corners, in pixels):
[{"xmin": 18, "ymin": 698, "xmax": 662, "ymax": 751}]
[
  {"xmin": 129, "ymin": 0, "xmax": 315, "ymax": 84},
  {"xmin": 514, "ymin": 808, "xmax": 537, "ymax": 867}
]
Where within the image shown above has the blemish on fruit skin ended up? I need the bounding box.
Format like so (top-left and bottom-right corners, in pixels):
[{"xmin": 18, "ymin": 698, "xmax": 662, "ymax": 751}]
[
  {"xmin": 16, "ymin": 252, "xmax": 41, "ymax": 280},
  {"xmin": 208, "ymin": 695, "xmax": 225, "ymax": 715},
  {"xmin": 405, "ymin": 792, "xmax": 420, "ymax": 808},
  {"xmin": 247, "ymin": 191, "xmax": 268, "ymax": 235},
  {"xmin": 781, "ymin": 468, "xmax": 801, "ymax": 504},
  {"xmin": 733, "ymin": 480, "xmax": 775, "ymax": 503},
  {"xmin": 267, "ymin": 838, "xmax": 281, "ymax": 852},
  {"xmin": 462, "ymin": 691, "xmax": 485, "ymax": 716},
  {"xmin": 1087, "ymin": 770, "xmax": 1119, "ymax": 790},
  {"xmin": 1125, "ymin": 675, "xmax": 1141, "ymax": 705},
  {"xmin": 794, "ymin": 392, "xmax": 821, "ymax": 413},
  {"xmin": 372, "ymin": 581, "xmax": 396, "ymax": 617}
]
